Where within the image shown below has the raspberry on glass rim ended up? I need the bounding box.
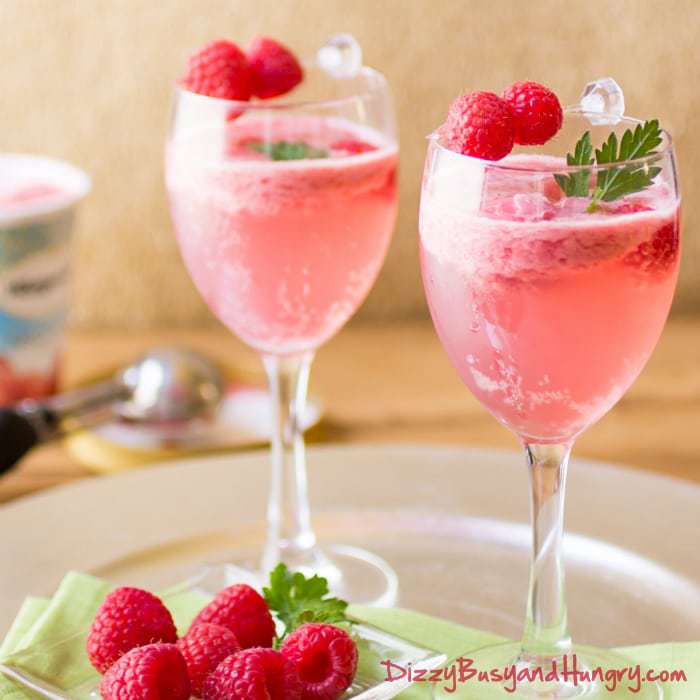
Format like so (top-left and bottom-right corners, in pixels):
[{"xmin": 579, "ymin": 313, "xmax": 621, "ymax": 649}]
[
  {"xmin": 247, "ymin": 36, "xmax": 304, "ymax": 99},
  {"xmin": 179, "ymin": 35, "xmax": 304, "ymax": 103},
  {"xmin": 443, "ymin": 91, "xmax": 515, "ymax": 160},
  {"xmin": 180, "ymin": 39, "xmax": 253, "ymax": 100},
  {"xmin": 442, "ymin": 80, "xmax": 563, "ymax": 160},
  {"xmin": 502, "ymin": 80, "xmax": 563, "ymax": 145}
]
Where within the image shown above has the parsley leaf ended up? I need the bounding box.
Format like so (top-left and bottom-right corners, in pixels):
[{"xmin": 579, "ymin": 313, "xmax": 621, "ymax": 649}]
[
  {"xmin": 554, "ymin": 119, "xmax": 663, "ymax": 212},
  {"xmin": 553, "ymin": 130, "xmax": 594, "ymax": 197},
  {"xmin": 247, "ymin": 140, "xmax": 328, "ymax": 161},
  {"xmin": 588, "ymin": 119, "xmax": 662, "ymax": 210},
  {"xmin": 263, "ymin": 563, "xmax": 349, "ymax": 642}
]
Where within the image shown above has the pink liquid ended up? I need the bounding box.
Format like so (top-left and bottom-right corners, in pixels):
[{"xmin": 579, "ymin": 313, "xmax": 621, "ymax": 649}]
[
  {"xmin": 167, "ymin": 116, "xmax": 397, "ymax": 355},
  {"xmin": 420, "ymin": 156, "xmax": 680, "ymax": 442},
  {"xmin": 0, "ymin": 182, "xmax": 64, "ymax": 210}
]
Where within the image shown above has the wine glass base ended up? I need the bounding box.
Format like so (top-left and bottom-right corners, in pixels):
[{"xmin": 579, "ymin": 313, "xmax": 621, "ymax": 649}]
[
  {"xmin": 430, "ymin": 643, "xmax": 665, "ymax": 699},
  {"xmin": 189, "ymin": 543, "xmax": 399, "ymax": 608},
  {"xmin": 317, "ymin": 543, "xmax": 400, "ymax": 607}
]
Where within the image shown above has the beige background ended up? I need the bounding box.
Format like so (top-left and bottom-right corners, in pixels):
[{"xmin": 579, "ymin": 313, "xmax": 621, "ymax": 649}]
[{"xmin": 1, "ymin": 0, "xmax": 697, "ymax": 328}]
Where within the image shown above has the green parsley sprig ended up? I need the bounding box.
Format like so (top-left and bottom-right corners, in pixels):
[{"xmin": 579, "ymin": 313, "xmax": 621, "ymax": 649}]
[
  {"xmin": 263, "ymin": 563, "xmax": 349, "ymax": 643},
  {"xmin": 554, "ymin": 119, "xmax": 663, "ymax": 212},
  {"xmin": 553, "ymin": 131, "xmax": 594, "ymax": 198},
  {"xmin": 247, "ymin": 140, "xmax": 328, "ymax": 161}
]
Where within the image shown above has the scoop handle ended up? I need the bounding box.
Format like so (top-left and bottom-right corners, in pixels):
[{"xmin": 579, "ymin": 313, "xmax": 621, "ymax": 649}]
[
  {"xmin": 0, "ymin": 408, "xmax": 44, "ymax": 475},
  {"xmin": 0, "ymin": 379, "xmax": 127, "ymax": 477}
]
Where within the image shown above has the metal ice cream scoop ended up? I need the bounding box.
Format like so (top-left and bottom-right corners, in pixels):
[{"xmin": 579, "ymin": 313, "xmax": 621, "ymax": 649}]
[{"xmin": 0, "ymin": 348, "xmax": 224, "ymax": 475}]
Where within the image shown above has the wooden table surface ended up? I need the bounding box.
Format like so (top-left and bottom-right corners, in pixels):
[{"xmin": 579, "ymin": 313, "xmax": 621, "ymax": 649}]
[{"xmin": 2, "ymin": 318, "xmax": 698, "ymax": 503}]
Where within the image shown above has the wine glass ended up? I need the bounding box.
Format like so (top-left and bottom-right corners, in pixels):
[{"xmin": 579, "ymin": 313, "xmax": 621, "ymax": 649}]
[
  {"xmin": 419, "ymin": 100, "xmax": 680, "ymax": 698},
  {"xmin": 165, "ymin": 40, "xmax": 399, "ymax": 606}
]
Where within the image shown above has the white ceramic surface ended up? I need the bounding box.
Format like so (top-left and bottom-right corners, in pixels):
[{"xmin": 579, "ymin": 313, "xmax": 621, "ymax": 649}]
[{"xmin": 1, "ymin": 445, "xmax": 698, "ymax": 645}]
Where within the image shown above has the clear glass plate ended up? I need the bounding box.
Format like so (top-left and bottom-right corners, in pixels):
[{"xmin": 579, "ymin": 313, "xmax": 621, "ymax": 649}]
[{"xmin": 0, "ymin": 565, "xmax": 445, "ymax": 700}]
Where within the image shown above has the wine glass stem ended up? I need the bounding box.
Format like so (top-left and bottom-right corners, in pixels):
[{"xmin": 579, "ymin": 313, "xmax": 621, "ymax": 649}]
[
  {"xmin": 261, "ymin": 352, "xmax": 319, "ymax": 572},
  {"xmin": 521, "ymin": 441, "xmax": 573, "ymax": 659}
]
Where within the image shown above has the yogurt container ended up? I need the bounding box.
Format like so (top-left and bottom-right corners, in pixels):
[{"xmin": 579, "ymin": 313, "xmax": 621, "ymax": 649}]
[{"xmin": 0, "ymin": 155, "xmax": 90, "ymax": 404}]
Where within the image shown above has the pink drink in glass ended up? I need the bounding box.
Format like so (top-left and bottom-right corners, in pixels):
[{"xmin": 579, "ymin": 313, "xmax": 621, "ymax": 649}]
[
  {"xmin": 420, "ymin": 153, "xmax": 680, "ymax": 442},
  {"xmin": 167, "ymin": 115, "xmax": 397, "ymax": 356}
]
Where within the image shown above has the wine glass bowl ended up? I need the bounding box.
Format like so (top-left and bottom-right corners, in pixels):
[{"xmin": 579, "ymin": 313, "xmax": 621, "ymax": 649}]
[
  {"xmin": 167, "ymin": 67, "xmax": 397, "ymax": 357},
  {"xmin": 420, "ymin": 112, "xmax": 679, "ymax": 444}
]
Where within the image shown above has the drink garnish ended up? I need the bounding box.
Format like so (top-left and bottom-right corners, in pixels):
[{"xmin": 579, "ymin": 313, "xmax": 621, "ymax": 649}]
[
  {"xmin": 443, "ymin": 82, "xmax": 562, "ymax": 160},
  {"xmin": 248, "ymin": 36, "xmax": 304, "ymax": 99},
  {"xmin": 180, "ymin": 36, "xmax": 303, "ymax": 102},
  {"xmin": 555, "ymin": 119, "xmax": 662, "ymax": 212},
  {"xmin": 553, "ymin": 131, "xmax": 594, "ymax": 197},
  {"xmin": 180, "ymin": 40, "xmax": 253, "ymax": 101},
  {"xmin": 247, "ymin": 140, "xmax": 329, "ymax": 161},
  {"xmin": 263, "ymin": 563, "xmax": 349, "ymax": 641},
  {"xmin": 443, "ymin": 91, "xmax": 516, "ymax": 161},
  {"xmin": 502, "ymin": 81, "xmax": 563, "ymax": 146}
]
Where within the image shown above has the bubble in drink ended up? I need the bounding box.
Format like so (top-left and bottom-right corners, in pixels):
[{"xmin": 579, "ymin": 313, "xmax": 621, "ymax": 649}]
[
  {"xmin": 579, "ymin": 77, "xmax": 625, "ymax": 125},
  {"xmin": 317, "ymin": 34, "xmax": 362, "ymax": 78}
]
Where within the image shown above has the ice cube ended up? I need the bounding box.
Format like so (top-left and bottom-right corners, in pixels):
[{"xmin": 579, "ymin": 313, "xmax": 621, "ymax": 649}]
[
  {"xmin": 317, "ymin": 34, "xmax": 362, "ymax": 78},
  {"xmin": 579, "ymin": 77, "xmax": 625, "ymax": 125}
]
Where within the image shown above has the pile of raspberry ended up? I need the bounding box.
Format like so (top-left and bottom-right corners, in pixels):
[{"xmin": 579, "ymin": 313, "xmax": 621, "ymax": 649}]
[
  {"xmin": 180, "ymin": 36, "xmax": 304, "ymax": 102},
  {"xmin": 88, "ymin": 584, "xmax": 358, "ymax": 700},
  {"xmin": 443, "ymin": 81, "xmax": 563, "ymax": 160}
]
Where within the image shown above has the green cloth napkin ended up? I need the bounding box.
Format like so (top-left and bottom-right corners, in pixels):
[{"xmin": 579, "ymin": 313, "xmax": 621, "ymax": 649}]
[
  {"xmin": 0, "ymin": 598, "xmax": 49, "ymax": 660},
  {"xmin": 0, "ymin": 574, "xmax": 696, "ymax": 699}
]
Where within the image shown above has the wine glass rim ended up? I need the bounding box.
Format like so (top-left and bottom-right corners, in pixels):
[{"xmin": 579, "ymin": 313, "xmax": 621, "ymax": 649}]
[
  {"xmin": 174, "ymin": 65, "xmax": 385, "ymax": 111},
  {"xmin": 428, "ymin": 109, "xmax": 674, "ymax": 173}
]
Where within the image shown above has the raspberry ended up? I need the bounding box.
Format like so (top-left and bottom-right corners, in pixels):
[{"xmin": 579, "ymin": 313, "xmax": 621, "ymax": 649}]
[
  {"xmin": 247, "ymin": 36, "xmax": 303, "ymax": 99},
  {"xmin": 501, "ymin": 81, "xmax": 563, "ymax": 145},
  {"xmin": 330, "ymin": 139, "xmax": 377, "ymax": 155},
  {"xmin": 87, "ymin": 587, "xmax": 177, "ymax": 674},
  {"xmin": 191, "ymin": 584, "xmax": 275, "ymax": 649},
  {"xmin": 181, "ymin": 40, "xmax": 252, "ymax": 101},
  {"xmin": 177, "ymin": 624, "xmax": 241, "ymax": 698},
  {"xmin": 100, "ymin": 643, "xmax": 190, "ymax": 700},
  {"xmin": 623, "ymin": 220, "xmax": 680, "ymax": 273},
  {"xmin": 443, "ymin": 92, "xmax": 515, "ymax": 161},
  {"xmin": 280, "ymin": 623, "xmax": 358, "ymax": 700},
  {"xmin": 202, "ymin": 648, "xmax": 301, "ymax": 700}
]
